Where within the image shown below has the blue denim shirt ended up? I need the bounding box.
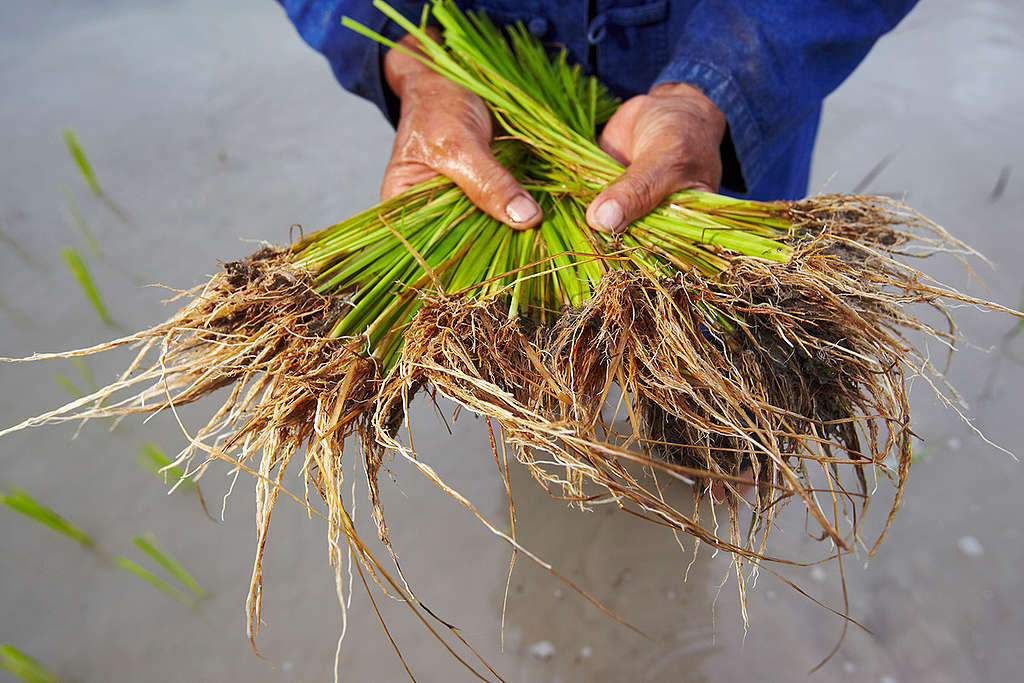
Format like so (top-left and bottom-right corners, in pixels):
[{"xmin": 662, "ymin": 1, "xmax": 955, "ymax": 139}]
[{"xmin": 277, "ymin": 0, "xmax": 917, "ymax": 200}]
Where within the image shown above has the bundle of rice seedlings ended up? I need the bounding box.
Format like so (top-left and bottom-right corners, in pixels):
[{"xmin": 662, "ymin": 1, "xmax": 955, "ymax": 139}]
[{"xmin": 2, "ymin": 0, "xmax": 1019, "ymax": 672}]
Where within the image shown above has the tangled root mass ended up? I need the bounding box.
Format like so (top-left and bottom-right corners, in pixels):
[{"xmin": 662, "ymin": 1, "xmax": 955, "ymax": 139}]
[{"xmin": 2, "ymin": 196, "xmax": 1018, "ymax": 658}]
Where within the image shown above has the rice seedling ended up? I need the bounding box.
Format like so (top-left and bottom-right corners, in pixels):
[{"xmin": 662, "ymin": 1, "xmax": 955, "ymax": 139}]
[
  {"xmin": 0, "ymin": 645, "xmax": 61, "ymax": 683},
  {"xmin": 52, "ymin": 359, "xmax": 97, "ymax": 399},
  {"xmin": 61, "ymin": 128, "xmax": 132, "ymax": 225},
  {"xmin": 136, "ymin": 443, "xmax": 213, "ymax": 520},
  {"xmin": 61, "ymin": 189, "xmax": 146, "ymax": 285},
  {"xmin": 71, "ymin": 357, "xmax": 98, "ymax": 393},
  {"xmin": 115, "ymin": 532, "xmax": 205, "ymax": 607},
  {"xmin": 52, "ymin": 372, "xmax": 83, "ymax": 399},
  {"xmin": 1, "ymin": 486, "xmax": 93, "ymax": 547},
  {"xmin": 2, "ymin": 0, "xmax": 1021, "ymax": 675},
  {"xmin": 114, "ymin": 556, "xmax": 196, "ymax": 608},
  {"xmin": 132, "ymin": 532, "xmax": 206, "ymax": 598},
  {"xmin": 60, "ymin": 247, "xmax": 113, "ymax": 326},
  {"xmin": 62, "ymin": 128, "xmax": 102, "ymax": 196},
  {"xmin": 62, "ymin": 188, "xmax": 101, "ymax": 257},
  {"xmin": 138, "ymin": 442, "xmax": 191, "ymax": 486}
]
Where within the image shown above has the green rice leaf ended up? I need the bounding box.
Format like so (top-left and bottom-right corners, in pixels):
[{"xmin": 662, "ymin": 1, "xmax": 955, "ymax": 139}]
[
  {"xmin": 52, "ymin": 372, "xmax": 84, "ymax": 399},
  {"xmin": 52, "ymin": 359, "xmax": 98, "ymax": 400},
  {"xmin": 60, "ymin": 247, "xmax": 113, "ymax": 326},
  {"xmin": 0, "ymin": 645, "xmax": 61, "ymax": 683},
  {"xmin": 132, "ymin": 533, "xmax": 206, "ymax": 598},
  {"xmin": 62, "ymin": 188, "xmax": 101, "ymax": 257},
  {"xmin": 114, "ymin": 556, "xmax": 195, "ymax": 608},
  {"xmin": 62, "ymin": 128, "xmax": 101, "ymax": 196},
  {"xmin": 137, "ymin": 442, "xmax": 192, "ymax": 487},
  {"xmin": 1, "ymin": 486, "xmax": 93, "ymax": 547},
  {"xmin": 71, "ymin": 358, "xmax": 98, "ymax": 393}
]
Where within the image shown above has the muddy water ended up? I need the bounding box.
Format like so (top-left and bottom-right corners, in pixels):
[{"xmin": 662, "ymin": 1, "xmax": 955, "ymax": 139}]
[{"xmin": 1, "ymin": 1, "xmax": 1022, "ymax": 681}]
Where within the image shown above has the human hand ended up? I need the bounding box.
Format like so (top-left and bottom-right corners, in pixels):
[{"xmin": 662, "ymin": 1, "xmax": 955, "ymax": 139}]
[
  {"xmin": 382, "ymin": 30, "xmax": 542, "ymax": 229},
  {"xmin": 586, "ymin": 82, "xmax": 727, "ymax": 235}
]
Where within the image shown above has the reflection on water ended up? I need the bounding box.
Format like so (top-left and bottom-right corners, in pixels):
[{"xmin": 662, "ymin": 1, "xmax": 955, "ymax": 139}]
[{"xmin": 497, "ymin": 460, "xmax": 720, "ymax": 683}]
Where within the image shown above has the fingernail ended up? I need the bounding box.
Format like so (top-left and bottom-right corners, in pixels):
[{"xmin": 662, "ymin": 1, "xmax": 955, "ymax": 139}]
[
  {"xmin": 593, "ymin": 199, "xmax": 624, "ymax": 234},
  {"xmin": 506, "ymin": 195, "xmax": 539, "ymax": 224}
]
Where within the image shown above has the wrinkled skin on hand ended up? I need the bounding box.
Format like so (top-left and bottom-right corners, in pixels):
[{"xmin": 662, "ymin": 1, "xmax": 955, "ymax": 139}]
[
  {"xmin": 383, "ymin": 33, "xmax": 727, "ymax": 235},
  {"xmin": 587, "ymin": 82, "xmax": 727, "ymax": 235},
  {"xmin": 382, "ymin": 29, "xmax": 542, "ymax": 229}
]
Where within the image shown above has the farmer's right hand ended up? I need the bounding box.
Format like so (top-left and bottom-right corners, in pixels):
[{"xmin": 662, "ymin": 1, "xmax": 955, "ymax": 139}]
[{"xmin": 382, "ymin": 30, "xmax": 542, "ymax": 229}]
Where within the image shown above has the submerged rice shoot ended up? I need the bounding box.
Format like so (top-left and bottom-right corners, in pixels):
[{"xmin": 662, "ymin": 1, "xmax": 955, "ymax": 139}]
[
  {"xmin": 1, "ymin": 486, "xmax": 94, "ymax": 548},
  {"xmin": 114, "ymin": 556, "xmax": 197, "ymax": 609},
  {"xmin": 0, "ymin": 645, "xmax": 61, "ymax": 683},
  {"xmin": 131, "ymin": 533, "xmax": 206, "ymax": 600}
]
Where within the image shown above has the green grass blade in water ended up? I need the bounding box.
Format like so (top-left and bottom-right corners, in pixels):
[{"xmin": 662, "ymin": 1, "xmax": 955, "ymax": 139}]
[
  {"xmin": 0, "ymin": 645, "xmax": 61, "ymax": 683},
  {"xmin": 71, "ymin": 358, "xmax": 99, "ymax": 393},
  {"xmin": 115, "ymin": 556, "xmax": 196, "ymax": 608},
  {"xmin": 62, "ymin": 188, "xmax": 101, "ymax": 256},
  {"xmin": 133, "ymin": 533, "xmax": 206, "ymax": 598},
  {"xmin": 62, "ymin": 128, "xmax": 102, "ymax": 196},
  {"xmin": 60, "ymin": 247, "xmax": 113, "ymax": 326},
  {"xmin": 0, "ymin": 487, "xmax": 93, "ymax": 547},
  {"xmin": 52, "ymin": 372, "xmax": 84, "ymax": 399},
  {"xmin": 137, "ymin": 443, "xmax": 192, "ymax": 487},
  {"xmin": 53, "ymin": 359, "xmax": 97, "ymax": 400}
]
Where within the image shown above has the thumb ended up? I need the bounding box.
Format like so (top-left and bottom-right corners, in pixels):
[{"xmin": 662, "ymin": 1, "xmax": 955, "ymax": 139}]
[
  {"xmin": 437, "ymin": 140, "xmax": 542, "ymax": 229},
  {"xmin": 586, "ymin": 154, "xmax": 716, "ymax": 235}
]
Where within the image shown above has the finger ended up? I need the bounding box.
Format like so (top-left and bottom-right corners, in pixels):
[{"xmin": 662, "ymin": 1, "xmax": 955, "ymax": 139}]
[
  {"xmin": 381, "ymin": 161, "xmax": 440, "ymax": 202},
  {"xmin": 710, "ymin": 467, "xmax": 754, "ymax": 503},
  {"xmin": 586, "ymin": 153, "xmax": 716, "ymax": 235},
  {"xmin": 435, "ymin": 140, "xmax": 542, "ymax": 229}
]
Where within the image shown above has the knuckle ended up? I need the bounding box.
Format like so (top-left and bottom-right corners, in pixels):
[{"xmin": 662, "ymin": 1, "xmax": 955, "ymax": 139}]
[
  {"xmin": 618, "ymin": 173, "xmax": 659, "ymax": 211},
  {"xmin": 656, "ymin": 146, "xmax": 714, "ymax": 183},
  {"xmin": 474, "ymin": 162, "xmax": 516, "ymax": 197},
  {"xmin": 623, "ymin": 94, "xmax": 653, "ymax": 113},
  {"xmin": 658, "ymin": 153, "xmax": 691, "ymax": 179}
]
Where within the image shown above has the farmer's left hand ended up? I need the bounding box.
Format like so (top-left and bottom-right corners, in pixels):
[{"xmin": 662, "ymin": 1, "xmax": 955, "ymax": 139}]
[{"xmin": 586, "ymin": 82, "xmax": 727, "ymax": 235}]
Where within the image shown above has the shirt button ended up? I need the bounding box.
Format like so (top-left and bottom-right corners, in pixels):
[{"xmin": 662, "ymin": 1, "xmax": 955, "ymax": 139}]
[
  {"xmin": 528, "ymin": 17, "xmax": 549, "ymax": 37},
  {"xmin": 587, "ymin": 13, "xmax": 608, "ymax": 45}
]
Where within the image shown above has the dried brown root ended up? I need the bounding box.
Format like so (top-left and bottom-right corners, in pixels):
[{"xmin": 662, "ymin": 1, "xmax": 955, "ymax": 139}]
[
  {"xmin": 376, "ymin": 195, "xmax": 1020, "ymax": 626},
  {"xmin": 0, "ymin": 248, "xmax": 518, "ymax": 679},
  {"xmin": 1, "ymin": 248, "xmax": 389, "ymax": 649},
  {"xmin": 2, "ymin": 194, "xmax": 1019, "ymax": 674}
]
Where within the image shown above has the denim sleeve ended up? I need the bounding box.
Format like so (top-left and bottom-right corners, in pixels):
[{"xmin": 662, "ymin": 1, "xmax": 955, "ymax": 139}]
[
  {"xmin": 653, "ymin": 1, "xmax": 918, "ymax": 193},
  {"xmin": 276, "ymin": 1, "xmax": 430, "ymax": 126}
]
